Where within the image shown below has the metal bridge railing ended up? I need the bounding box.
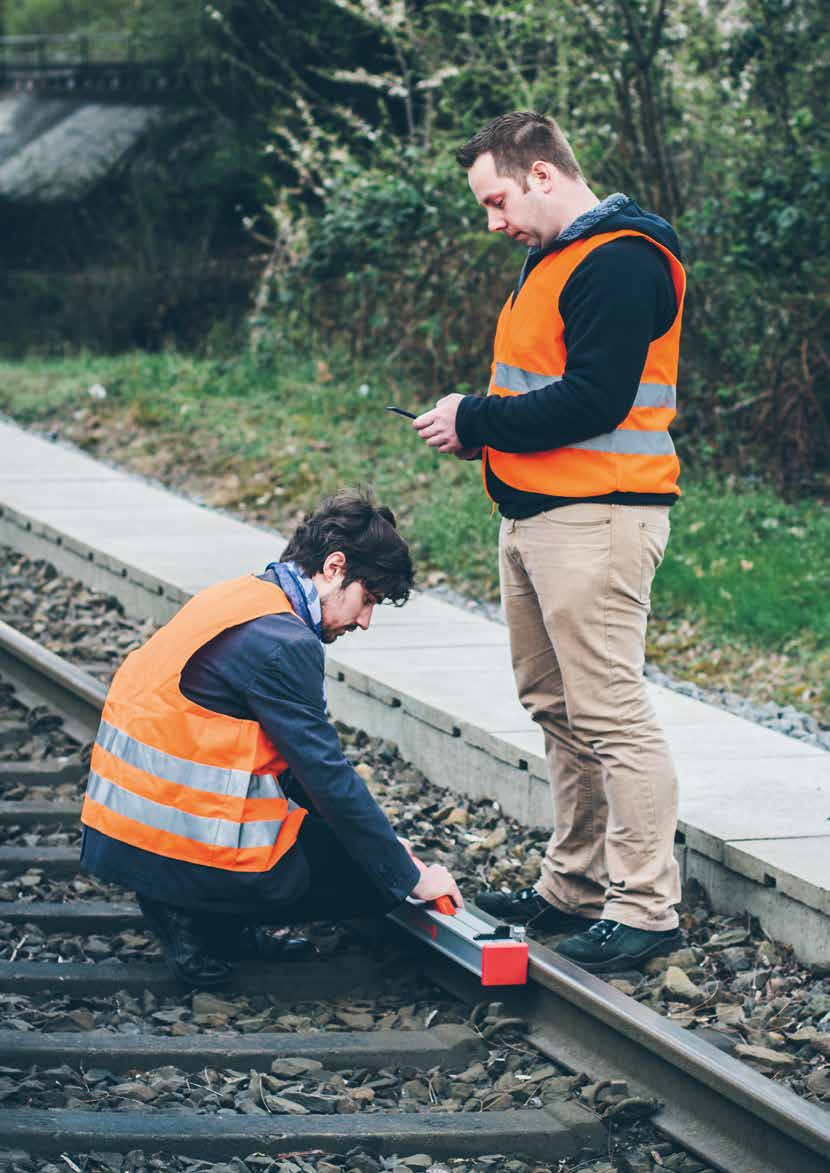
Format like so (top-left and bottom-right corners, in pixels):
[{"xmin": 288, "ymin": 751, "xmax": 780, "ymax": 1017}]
[
  {"xmin": 0, "ymin": 32, "xmax": 172, "ymax": 68},
  {"xmin": 0, "ymin": 32, "xmax": 230, "ymax": 99}
]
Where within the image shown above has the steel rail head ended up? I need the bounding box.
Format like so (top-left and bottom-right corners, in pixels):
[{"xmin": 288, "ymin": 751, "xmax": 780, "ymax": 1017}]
[
  {"xmin": 0, "ymin": 618, "xmax": 105, "ymax": 741},
  {"xmin": 0, "ymin": 619, "xmax": 107, "ymax": 710}
]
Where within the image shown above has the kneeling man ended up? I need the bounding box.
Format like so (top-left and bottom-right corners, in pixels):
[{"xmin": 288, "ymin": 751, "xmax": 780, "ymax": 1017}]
[{"xmin": 80, "ymin": 488, "xmax": 462, "ymax": 984}]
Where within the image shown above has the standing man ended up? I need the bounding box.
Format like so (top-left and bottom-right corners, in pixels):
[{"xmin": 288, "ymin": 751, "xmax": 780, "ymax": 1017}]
[
  {"xmin": 414, "ymin": 112, "xmax": 684, "ymax": 973},
  {"xmin": 81, "ymin": 489, "xmax": 462, "ymax": 985}
]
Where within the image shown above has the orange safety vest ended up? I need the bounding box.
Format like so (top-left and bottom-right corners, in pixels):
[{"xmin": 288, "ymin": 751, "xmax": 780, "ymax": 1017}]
[
  {"xmin": 80, "ymin": 575, "xmax": 308, "ymax": 872},
  {"xmin": 484, "ymin": 229, "xmax": 686, "ymax": 498}
]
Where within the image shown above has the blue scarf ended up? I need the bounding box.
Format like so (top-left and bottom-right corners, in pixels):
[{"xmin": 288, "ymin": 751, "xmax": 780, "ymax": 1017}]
[{"xmin": 264, "ymin": 560, "xmax": 323, "ymax": 642}]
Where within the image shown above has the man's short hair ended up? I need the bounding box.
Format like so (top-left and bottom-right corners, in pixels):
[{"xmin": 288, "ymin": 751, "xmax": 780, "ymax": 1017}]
[
  {"xmin": 282, "ymin": 488, "xmax": 414, "ymax": 605},
  {"xmin": 456, "ymin": 111, "xmax": 582, "ymax": 186}
]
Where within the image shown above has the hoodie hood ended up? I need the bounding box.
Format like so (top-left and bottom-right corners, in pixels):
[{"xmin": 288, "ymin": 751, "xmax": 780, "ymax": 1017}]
[{"xmin": 543, "ymin": 193, "xmax": 682, "ymax": 262}]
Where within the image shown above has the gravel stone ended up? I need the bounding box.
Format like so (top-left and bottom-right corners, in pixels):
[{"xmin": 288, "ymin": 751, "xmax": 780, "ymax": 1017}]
[
  {"xmin": 735, "ymin": 1044, "xmax": 798, "ymax": 1068},
  {"xmin": 661, "ymin": 967, "xmax": 704, "ymax": 1002},
  {"xmin": 270, "ymin": 1058, "xmax": 324, "ymax": 1077},
  {"xmin": 110, "ymin": 1081, "xmax": 157, "ymax": 1102},
  {"xmin": 262, "ymin": 1094, "xmax": 309, "ymax": 1114}
]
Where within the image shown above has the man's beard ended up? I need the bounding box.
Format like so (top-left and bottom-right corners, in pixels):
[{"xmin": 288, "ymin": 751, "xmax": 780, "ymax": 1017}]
[
  {"xmin": 320, "ymin": 588, "xmax": 359, "ymax": 643},
  {"xmin": 321, "ymin": 620, "xmax": 357, "ymax": 644}
]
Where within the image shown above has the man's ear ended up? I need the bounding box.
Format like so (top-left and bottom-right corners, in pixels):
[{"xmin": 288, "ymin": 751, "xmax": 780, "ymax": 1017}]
[
  {"xmin": 322, "ymin": 550, "xmax": 347, "ymax": 581},
  {"xmin": 528, "ymin": 160, "xmax": 555, "ymax": 192}
]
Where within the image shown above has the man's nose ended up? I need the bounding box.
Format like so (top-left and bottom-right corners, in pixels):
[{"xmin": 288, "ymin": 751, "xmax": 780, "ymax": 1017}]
[
  {"xmin": 487, "ymin": 210, "xmax": 506, "ymax": 232},
  {"xmin": 357, "ymin": 605, "xmax": 374, "ymax": 631}
]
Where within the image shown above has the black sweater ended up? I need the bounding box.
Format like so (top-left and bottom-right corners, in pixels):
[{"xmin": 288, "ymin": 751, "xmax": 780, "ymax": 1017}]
[{"xmin": 455, "ymin": 197, "xmax": 682, "ymax": 518}]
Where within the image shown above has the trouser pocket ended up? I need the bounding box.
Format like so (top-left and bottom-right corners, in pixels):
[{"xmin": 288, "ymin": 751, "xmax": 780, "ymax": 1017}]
[{"xmin": 638, "ymin": 518, "xmax": 669, "ymax": 606}]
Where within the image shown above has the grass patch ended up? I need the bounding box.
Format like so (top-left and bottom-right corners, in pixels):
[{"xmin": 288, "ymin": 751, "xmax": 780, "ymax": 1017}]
[
  {"xmin": 657, "ymin": 482, "xmax": 829, "ymax": 648},
  {"xmin": 1, "ymin": 350, "xmax": 827, "ymax": 718}
]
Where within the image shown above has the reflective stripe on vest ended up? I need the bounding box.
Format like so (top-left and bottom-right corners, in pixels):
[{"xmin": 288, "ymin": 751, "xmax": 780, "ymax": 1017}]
[
  {"xmin": 484, "ymin": 229, "xmax": 685, "ymax": 499},
  {"xmin": 568, "ymin": 429, "xmax": 675, "ymax": 456},
  {"xmin": 80, "ymin": 575, "xmax": 309, "ymax": 872},
  {"xmin": 87, "ymin": 769, "xmax": 293, "ymax": 849},
  {"xmin": 95, "ymin": 718, "xmax": 278, "ymax": 799},
  {"xmin": 491, "ymin": 363, "xmax": 677, "ymax": 410},
  {"xmin": 493, "ymin": 363, "xmax": 558, "ymax": 394}
]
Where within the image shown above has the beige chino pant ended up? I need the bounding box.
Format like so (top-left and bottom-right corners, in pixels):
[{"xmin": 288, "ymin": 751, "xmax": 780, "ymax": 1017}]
[{"xmin": 499, "ymin": 503, "xmax": 681, "ymax": 931}]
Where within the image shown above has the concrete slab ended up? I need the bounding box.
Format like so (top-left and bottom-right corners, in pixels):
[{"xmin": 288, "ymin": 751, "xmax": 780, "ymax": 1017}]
[
  {"xmin": 494, "ymin": 728, "xmax": 547, "ymax": 761},
  {"xmin": 661, "ymin": 720, "xmax": 821, "ymax": 761},
  {"xmin": 340, "ymin": 619, "xmax": 508, "ymax": 649},
  {"xmin": 337, "ymin": 642, "xmax": 515, "ymax": 678},
  {"xmin": 11, "ymin": 516, "xmax": 277, "ymax": 595},
  {"xmin": 0, "ymin": 460, "xmax": 123, "ymax": 484},
  {"xmin": 371, "ymin": 595, "xmax": 500, "ymax": 628},
  {"xmin": 0, "ymin": 479, "xmax": 200, "ymax": 511},
  {"xmin": 345, "ymin": 666, "xmax": 531, "ymax": 735},
  {"xmin": 479, "ymin": 698, "xmax": 786, "ymax": 757},
  {"xmin": 722, "ymin": 838, "xmax": 830, "ymax": 916},
  {"xmin": 0, "ymin": 422, "xmax": 121, "ymax": 477},
  {"xmin": 649, "ymin": 687, "xmax": 740, "ymax": 727},
  {"xmin": 461, "ymin": 723, "xmax": 545, "ymax": 773},
  {"xmin": 682, "ymin": 848, "xmax": 830, "ymax": 967},
  {"xmin": 333, "ymin": 661, "xmax": 529, "ymax": 739},
  {"xmin": 678, "ymin": 755, "xmax": 828, "ymax": 850},
  {"xmin": 26, "ymin": 505, "xmax": 213, "ymax": 540}
]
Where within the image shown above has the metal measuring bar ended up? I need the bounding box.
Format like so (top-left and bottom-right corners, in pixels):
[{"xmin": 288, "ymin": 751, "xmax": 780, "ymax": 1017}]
[{"xmin": 388, "ymin": 898, "xmax": 528, "ymax": 986}]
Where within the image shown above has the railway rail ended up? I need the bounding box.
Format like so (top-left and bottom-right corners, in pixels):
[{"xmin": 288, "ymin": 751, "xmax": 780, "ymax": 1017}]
[{"xmin": 0, "ymin": 619, "xmax": 828, "ymax": 1172}]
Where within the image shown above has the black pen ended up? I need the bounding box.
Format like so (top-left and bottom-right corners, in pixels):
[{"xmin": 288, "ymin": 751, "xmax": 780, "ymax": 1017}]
[{"xmin": 385, "ymin": 406, "xmax": 418, "ymax": 419}]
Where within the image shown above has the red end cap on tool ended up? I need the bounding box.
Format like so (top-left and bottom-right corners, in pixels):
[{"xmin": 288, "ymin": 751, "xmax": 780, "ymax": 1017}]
[{"xmin": 480, "ymin": 940, "xmax": 529, "ymax": 986}]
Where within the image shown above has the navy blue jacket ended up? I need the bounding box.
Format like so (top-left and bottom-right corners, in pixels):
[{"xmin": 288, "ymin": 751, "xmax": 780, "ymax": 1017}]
[{"xmin": 80, "ymin": 572, "xmax": 420, "ymax": 911}]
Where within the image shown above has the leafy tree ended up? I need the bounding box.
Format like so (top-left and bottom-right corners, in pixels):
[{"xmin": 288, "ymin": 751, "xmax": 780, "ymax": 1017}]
[{"xmin": 679, "ymin": 0, "xmax": 829, "ymax": 486}]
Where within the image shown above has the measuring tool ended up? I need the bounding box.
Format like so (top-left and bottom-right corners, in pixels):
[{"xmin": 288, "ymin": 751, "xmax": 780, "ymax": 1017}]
[{"xmin": 388, "ymin": 898, "xmax": 528, "ymax": 986}]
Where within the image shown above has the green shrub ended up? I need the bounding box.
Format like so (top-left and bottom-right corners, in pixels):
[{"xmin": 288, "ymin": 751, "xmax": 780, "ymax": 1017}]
[{"xmin": 261, "ymin": 148, "xmax": 517, "ymax": 398}]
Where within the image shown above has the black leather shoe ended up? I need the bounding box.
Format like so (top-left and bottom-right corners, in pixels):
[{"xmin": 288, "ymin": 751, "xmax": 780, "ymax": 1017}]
[
  {"xmin": 137, "ymin": 895, "xmax": 232, "ymax": 988},
  {"xmin": 475, "ymin": 887, "xmax": 594, "ymax": 933},
  {"xmin": 556, "ymin": 918, "xmax": 682, "ymax": 973},
  {"xmin": 208, "ymin": 924, "xmax": 315, "ymax": 962}
]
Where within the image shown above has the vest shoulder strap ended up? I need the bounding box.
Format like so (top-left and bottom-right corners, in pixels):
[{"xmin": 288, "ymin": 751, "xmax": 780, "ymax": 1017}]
[{"xmin": 125, "ymin": 576, "xmax": 298, "ymax": 678}]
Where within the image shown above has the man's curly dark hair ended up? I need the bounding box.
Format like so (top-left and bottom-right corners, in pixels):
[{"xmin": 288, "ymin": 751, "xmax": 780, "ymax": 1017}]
[{"xmin": 281, "ymin": 487, "xmax": 414, "ymax": 606}]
